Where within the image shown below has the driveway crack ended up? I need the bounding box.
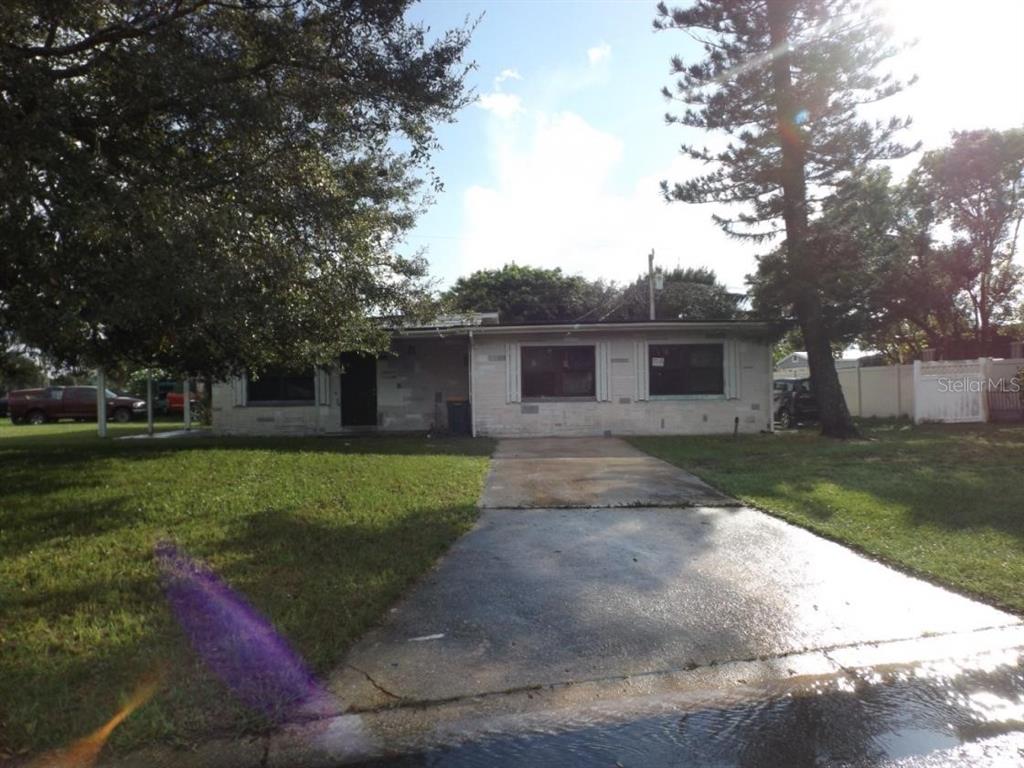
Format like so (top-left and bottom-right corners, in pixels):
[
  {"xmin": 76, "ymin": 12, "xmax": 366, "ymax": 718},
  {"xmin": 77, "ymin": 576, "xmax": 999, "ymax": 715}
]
[{"xmin": 348, "ymin": 664, "xmax": 402, "ymax": 700}]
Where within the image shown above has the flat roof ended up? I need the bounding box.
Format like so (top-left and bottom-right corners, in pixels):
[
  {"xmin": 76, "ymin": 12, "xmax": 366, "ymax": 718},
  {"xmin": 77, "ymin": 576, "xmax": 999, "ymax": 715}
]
[{"xmin": 392, "ymin": 319, "xmax": 783, "ymax": 338}]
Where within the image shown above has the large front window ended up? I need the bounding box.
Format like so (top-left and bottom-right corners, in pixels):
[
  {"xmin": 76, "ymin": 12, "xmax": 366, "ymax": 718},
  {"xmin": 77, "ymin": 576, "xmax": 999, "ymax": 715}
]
[
  {"xmin": 247, "ymin": 367, "xmax": 315, "ymax": 404},
  {"xmin": 649, "ymin": 344, "xmax": 724, "ymax": 396},
  {"xmin": 521, "ymin": 346, "xmax": 595, "ymax": 399}
]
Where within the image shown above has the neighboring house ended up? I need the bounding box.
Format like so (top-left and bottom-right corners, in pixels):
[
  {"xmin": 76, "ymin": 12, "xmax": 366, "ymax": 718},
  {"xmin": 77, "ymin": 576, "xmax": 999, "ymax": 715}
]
[
  {"xmin": 774, "ymin": 351, "xmax": 809, "ymax": 379},
  {"xmin": 774, "ymin": 351, "xmax": 863, "ymax": 380},
  {"xmin": 211, "ymin": 318, "xmax": 779, "ymax": 437}
]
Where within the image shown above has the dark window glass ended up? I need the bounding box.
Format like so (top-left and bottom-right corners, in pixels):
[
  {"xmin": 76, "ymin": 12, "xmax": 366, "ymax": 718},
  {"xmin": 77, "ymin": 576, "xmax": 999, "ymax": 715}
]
[
  {"xmin": 521, "ymin": 346, "xmax": 595, "ymax": 398},
  {"xmin": 649, "ymin": 344, "xmax": 724, "ymax": 396},
  {"xmin": 247, "ymin": 368, "xmax": 315, "ymax": 403},
  {"xmin": 65, "ymin": 387, "xmax": 93, "ymax": 402}
]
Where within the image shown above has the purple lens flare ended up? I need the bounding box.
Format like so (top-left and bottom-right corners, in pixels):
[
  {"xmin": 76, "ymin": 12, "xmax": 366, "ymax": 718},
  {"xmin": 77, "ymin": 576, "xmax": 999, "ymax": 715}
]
[{"xmin": 154, "ymin": 542, "xmax": 337, "ymax": 723}]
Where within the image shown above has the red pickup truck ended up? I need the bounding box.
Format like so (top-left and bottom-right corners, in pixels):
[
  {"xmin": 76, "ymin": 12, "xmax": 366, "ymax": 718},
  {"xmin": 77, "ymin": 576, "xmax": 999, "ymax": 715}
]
[
  {"xmin": 9, "ymin": 386, "xmax": 147, "ymax": 425},
  {"xmin": 164, "ymin": 391, "xmax": 200, "ymax": 414}
]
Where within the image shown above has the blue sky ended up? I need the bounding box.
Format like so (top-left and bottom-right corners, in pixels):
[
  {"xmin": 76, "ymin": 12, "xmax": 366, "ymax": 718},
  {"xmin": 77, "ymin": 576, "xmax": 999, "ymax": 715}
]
[{"xmin": 403, "ymin": 0, "xmax": 1024, "ymax": 294}]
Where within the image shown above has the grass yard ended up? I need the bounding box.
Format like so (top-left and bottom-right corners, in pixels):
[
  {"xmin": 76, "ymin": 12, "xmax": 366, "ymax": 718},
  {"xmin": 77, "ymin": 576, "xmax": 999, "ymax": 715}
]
[
  {"xmin": 631, "ymin": 421, "xmax": 1024, "ymax": 616},
  {"xmin": 0, "ymin": 421, "xmax": 493, "ymax": 759}
]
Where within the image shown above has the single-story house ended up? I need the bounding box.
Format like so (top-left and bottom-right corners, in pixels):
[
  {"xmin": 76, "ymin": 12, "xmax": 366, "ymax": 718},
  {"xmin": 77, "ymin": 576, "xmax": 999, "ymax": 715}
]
[{"xmin": 211, "ymin": 317, "xmax": 779, "ymax": 437}]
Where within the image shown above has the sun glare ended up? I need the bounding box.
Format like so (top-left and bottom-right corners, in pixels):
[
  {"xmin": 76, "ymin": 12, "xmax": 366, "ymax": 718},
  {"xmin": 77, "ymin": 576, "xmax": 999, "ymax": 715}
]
[{"xmin": 877, "ymin": 0, "xmax": 1024, "ymax": 145}]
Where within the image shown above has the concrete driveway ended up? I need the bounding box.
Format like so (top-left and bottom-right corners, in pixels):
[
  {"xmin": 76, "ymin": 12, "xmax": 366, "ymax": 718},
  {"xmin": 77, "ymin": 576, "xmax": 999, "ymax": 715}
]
[
  {"xmin": 480, "ymin": 437, "xmax": 735, "ymax": 508},
  {"xmin": 330, "ymin": 437, "xmax": 1020, "ymax": 727}
]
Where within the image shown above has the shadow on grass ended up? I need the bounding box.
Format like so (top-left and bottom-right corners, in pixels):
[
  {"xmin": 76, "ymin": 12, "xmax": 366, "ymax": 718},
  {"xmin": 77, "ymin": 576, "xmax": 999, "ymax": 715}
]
[
  {"xmin": 1, "ymin": 498, "xmax": 483, "ymax": 757},
  {"xmin": 631, "ymin": 423, "xmax": 1024, "ymax": 543}
]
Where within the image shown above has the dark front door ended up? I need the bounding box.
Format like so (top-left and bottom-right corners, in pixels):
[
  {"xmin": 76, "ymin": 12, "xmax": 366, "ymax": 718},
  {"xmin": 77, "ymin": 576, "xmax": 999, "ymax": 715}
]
[{"xmin": 340, "ymin": 352, "xmax": 377, "ymax": 427}]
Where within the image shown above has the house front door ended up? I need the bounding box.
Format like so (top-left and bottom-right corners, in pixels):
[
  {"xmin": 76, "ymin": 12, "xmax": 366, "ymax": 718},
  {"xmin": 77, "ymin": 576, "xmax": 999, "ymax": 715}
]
[{"xmin": 340, "ymin": 352, "xmax": 377, "ymax": 427}]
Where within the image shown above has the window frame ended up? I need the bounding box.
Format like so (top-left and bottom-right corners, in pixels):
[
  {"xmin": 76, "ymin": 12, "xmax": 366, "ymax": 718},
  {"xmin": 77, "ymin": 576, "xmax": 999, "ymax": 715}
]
[
  {"xmin": 648, "ymin": 343, "xmax": 726, "ymax": 398},
  {"xmin": 520, "ymin": 344, "xmax": 597, "ymax": 401},
  {"xmin": 245, "ymin": 367, "xmax": 316, "ymax": 406}
]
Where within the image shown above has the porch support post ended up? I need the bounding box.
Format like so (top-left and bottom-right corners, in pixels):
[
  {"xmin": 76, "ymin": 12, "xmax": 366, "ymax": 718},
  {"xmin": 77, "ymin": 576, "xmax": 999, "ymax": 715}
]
[
  {"xmin": 183, "ymin": 378, "xmax": 192, "ymax": 430},
  {"xmin": 469, "ymin": 331, "xmax": 477, "ymax": 438},
  {"xmin": 147, "ymin": 375, "xmax": 155, "ymax": 436},
  {"xmin": 96, "ymin": 369, "xmax": 108, "ymax": 438}
]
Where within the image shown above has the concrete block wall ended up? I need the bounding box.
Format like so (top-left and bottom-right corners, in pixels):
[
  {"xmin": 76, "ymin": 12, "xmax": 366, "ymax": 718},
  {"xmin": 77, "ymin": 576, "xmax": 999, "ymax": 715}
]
[
  {"xmin": 377, "ymin": 338, "xmax": 469, "ymax": 431},
  {"xmin": 471, "ymin": 331, "xmax": 773, "ymax": 437},
  {"xmin": 211, "ymin": 370, "xmax": 340, "ymax": 436},
  {"xmin": 211, "ymin": 337, "xmax": 470, "ymax": 436}
]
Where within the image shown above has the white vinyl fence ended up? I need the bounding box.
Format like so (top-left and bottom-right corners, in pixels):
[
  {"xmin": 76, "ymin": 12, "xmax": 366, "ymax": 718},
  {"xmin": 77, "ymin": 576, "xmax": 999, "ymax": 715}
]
[{"xmin": 828, "ymin": 358, "xmax": 1024, "ymax": 423}]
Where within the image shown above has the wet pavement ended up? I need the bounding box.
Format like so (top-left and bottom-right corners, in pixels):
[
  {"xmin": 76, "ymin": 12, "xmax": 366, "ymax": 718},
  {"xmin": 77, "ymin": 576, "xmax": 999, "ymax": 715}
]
[
  {"xmin": 346, "ymin": 648, "xmax": 1024, "ymax": 767},
  {"xmin": 331, "ymin": 504, "xmax": 1015, "ymax": 709},
  {"xmin": 312, "ymin": 437, "xmax": 1024, "ymax": 767}
]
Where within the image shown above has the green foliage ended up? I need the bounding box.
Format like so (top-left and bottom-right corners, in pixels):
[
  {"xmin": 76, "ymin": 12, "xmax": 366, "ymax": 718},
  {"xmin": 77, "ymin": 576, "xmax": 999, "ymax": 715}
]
[
  {"xmin": 612, "ymin": 266, "xmax": 743, "ymax": 320},
  {"xmin": 444, "ymin": 264, "xmax": 617, "ymax": 324},
  {"xmin": 656, "ymin": 0, "xmax": 915, "ymax": 437},
  {"xmin": 655, "ymin": 0, "xmax": 915, "ymax": 238},
  {"xmin": 0, "ymin": 1, "xmax": 473, "ymax": 376},
  {"xmin": 444, "ymin": 263, "xmax": 742, "ymax": 324},
  {"xmin": 750, "ymin": 168, "xmax": 915, "ymax": 346},
  {"xmin": 910, "ymin": 128, "xmax": 1024, "ymax": 345},
  {"xmin": 0, "ymin": 349, "xmax": 44, "ymax": 391}
]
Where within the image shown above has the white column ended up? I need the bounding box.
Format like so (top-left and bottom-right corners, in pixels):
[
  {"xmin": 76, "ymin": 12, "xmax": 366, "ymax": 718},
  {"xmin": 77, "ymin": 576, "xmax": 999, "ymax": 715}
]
[
  {"xmin": 469, "ymin": 332, "xmax": 477, "ymax": 437},
  {"xmin": 183, "ymin": 379, "xmax": 192, "ymax": 430},
  {"xmin": 96, "ymin": 369, "xmax": 108, "ymax": 438}
]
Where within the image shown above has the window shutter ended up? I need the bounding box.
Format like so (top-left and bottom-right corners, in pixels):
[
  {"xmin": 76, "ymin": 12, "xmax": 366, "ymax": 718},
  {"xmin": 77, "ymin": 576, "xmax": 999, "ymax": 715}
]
[
  {"xmin": 634, "ymin": 340, "xmax": 649, "ymax": 400},
  {"xmin": 233, "ymin": 373, "xmax": 247, "ymax": 407},
  {"xmin": 505, "ymin": 342, "xmax": 521, "ymax": 403},
  {"xmin": 724, "ymin": 340, "xmax": 741, "ymax": 399},
  {"xmin": 596, "ymin": 342, "xmax": 611, "ymax": 401},
  {"xmin": 316, "ymin": 368, "xmax": 331, "ymax": 406}
]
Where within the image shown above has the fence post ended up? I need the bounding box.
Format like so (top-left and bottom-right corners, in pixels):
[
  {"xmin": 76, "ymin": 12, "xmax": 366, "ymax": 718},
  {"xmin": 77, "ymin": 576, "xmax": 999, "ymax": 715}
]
[
  {"xmin": 912, "ymin": 360, "xmax": 922, "ymax": 424},
  {"xmin": 981, "ymin": 357, "xmax": 992, "ymax": 423},
  {"xmin": 896, "ymin": 364, "xmax": 902, "ymax": 418},
  {"xmin": 96, "ymin": 369, "xmax": 108, "ymax": 438},
  {"xmin": 856, "ymin": 365, "xmax": 863, "ymax": 417}
]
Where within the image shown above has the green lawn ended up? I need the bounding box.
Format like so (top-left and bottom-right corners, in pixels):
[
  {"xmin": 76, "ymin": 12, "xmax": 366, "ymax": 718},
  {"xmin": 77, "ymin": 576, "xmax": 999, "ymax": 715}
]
[
  {"xmin": 0, "ymin": 422, "xmax": 493, "ymax": 758},
  {"xmin": 631, "ymin": 421, "xmax": 1024, "ymax": 615}
]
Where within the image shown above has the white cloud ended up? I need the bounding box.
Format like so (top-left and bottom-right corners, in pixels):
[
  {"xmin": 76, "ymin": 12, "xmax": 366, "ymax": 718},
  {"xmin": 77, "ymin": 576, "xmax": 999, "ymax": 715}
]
[
  {"xmin": 476, "ymin": 92, "xmax": 524, "ymax": 119},
  {"xmin": 494, "ymin": 68, "xmax": 522, "ymax": 85},
  {"xmin": 587, "ymin": 42, "xmax": 611, "ymax": 66},
  {"xmin": 457, "ymin": 110, "xmax": 753, "ymax": 291}
]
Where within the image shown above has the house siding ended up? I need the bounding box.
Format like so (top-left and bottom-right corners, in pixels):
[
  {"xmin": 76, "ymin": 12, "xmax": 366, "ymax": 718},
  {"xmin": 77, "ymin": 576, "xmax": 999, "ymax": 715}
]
[
  {"xmin": 472, "ymin": 331, "xmax": 772, "ymax": 437},
  {"xmin": 211, "ymin": 328, "xmax": 773, "ymax": 437},
  {"xmin": 211, "ymin": 337, "xmax": 469, "ymax": 436}
]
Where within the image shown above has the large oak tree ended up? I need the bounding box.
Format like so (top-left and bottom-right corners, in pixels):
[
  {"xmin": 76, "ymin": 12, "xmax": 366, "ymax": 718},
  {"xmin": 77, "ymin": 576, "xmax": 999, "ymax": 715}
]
[
  {"xmin": 0, "ymin": 1, "xmax": 472, "ymax": 377},
  {"xmin": 656, "ymin": 0, "xmax": 916, "ymax": 437}
]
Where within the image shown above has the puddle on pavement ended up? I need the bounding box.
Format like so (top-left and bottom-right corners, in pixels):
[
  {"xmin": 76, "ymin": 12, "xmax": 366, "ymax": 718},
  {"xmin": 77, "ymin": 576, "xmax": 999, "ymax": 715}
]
[{"xmin": 354, "ymin": 651, "xmax": 1024, "ymax": 767}]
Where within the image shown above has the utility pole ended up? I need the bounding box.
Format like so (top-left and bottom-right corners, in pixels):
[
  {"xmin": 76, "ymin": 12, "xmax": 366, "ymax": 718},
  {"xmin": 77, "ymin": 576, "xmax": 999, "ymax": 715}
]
[{"xmin": 647, "ymin": 249, "xmax": 656, "ymax": 320}]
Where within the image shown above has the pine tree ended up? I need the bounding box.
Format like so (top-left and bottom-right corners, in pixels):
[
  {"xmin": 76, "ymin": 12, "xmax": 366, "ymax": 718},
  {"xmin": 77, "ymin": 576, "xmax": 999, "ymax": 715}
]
[{"xmin": 656, "ymin": 0, "xmax": 916, "ymax": 437}]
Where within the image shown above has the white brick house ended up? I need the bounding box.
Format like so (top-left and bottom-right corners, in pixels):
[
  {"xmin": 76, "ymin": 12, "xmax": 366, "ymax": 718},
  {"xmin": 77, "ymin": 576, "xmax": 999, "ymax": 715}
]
[{"xmin": 211, "ymin": 319, "xmax": 778, "ymax": 437}]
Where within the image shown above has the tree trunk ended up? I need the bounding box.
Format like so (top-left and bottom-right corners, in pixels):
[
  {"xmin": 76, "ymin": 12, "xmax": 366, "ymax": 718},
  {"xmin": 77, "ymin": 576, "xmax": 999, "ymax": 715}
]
[{"xmin": 766, "ymin": 0, "xmax": 858, "ymax": 438}]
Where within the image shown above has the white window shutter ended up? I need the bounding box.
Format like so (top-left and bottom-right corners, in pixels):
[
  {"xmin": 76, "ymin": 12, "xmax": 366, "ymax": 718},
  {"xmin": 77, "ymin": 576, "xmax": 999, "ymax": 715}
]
[
  {"xmin": 724, "ymin": 340, "xmax": 741, "ymax": 399},
  {"xmin": 596, "ymin": 342, "xmax": 610, "ymax": 401},
  {"xmin": 506, "ymin": 342, "xmax": 521, "ymax": 403},
  {"xmin": 233, "ymin": 373, "xmax": 247, "ymax": 407},
  {"xmin": 316, "ymin": 368, "xmax": 330, "ymax": 406},
  {"xmin": 634, "ymin": 340, "xmax": 649, "ymax": 400}
]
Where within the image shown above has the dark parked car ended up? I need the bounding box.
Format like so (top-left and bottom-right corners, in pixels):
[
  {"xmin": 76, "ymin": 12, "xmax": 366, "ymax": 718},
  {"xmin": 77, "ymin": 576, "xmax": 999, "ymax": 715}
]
[
  {"xmin": 773, "ymin": 377, "xmax": 818, "ymax": 429},
  {"xmin": 9, "ymin": 386, "xmax": 147, "ymax": 425}
]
